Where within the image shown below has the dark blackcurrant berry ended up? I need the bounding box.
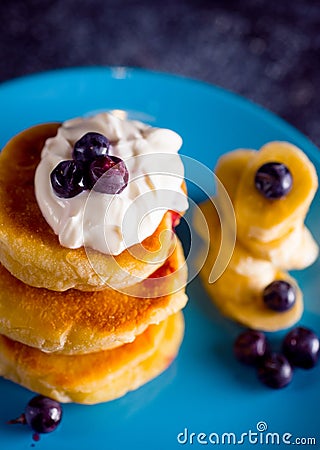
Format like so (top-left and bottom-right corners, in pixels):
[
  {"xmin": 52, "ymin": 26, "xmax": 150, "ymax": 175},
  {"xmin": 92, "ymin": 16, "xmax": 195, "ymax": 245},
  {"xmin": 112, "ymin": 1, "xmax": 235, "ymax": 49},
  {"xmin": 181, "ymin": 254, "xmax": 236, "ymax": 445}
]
[
  {"xmin": 89, "ymin": 155, "xmax": 129, "ymax": 194},
  {"xmin": 25, "ymin": 395, "xmax": 62, "ymax": 434},
  {"xmin": 50, "ymin": 160, "xmax": 86, "ymax": 198},
  {"xmin": 257, "ymin": 353, "xmax": 293, "ymax": 389},
  {"xmin": 283, "ymin": 326, "xmax": 319, "ymax": 369},
  {"xmin": 263, "ymin": 280, "xmax": 296, "ymax": 312},
  {"xmin": 255, "ymin": 162, "xmax": 293, "ymax": 199},
  {"xmin": 234, "ymin": 329, "xmax": 268, "ymax": 366},
  {"xmin": 73, "ymin": 132, "xmax": 110, "ymax": 164}
]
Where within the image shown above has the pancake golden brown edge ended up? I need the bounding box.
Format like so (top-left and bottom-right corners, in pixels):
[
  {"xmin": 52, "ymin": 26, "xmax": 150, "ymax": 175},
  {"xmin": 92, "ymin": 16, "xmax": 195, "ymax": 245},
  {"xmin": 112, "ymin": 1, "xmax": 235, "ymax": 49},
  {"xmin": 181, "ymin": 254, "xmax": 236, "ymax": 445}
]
[
  {"xmin": 0, "ymin": 123, "xmax": 186, "ymax": 291},
  {"xmin": 0, "ymin": 239, "xmax": 188, "ymax": 354},
  {"xmin": 0, "ymin": 312, "xmax": 184, "ymax": 405}
]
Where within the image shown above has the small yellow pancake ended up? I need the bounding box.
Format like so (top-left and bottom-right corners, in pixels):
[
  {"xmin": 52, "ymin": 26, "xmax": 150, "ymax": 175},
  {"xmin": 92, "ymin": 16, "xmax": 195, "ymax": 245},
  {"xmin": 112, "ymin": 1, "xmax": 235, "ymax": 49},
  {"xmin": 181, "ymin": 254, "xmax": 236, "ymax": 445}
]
[
  {"xmin": 0, "ymin": 123, "xmax": 184, "ymax": 291},
  {"xmin": 0, "ymin": 312, "xmax": 184, "ymax": 405},
  {"xmin": 0, "ymin": 239, "xmax": 188, "ymax": 354}
]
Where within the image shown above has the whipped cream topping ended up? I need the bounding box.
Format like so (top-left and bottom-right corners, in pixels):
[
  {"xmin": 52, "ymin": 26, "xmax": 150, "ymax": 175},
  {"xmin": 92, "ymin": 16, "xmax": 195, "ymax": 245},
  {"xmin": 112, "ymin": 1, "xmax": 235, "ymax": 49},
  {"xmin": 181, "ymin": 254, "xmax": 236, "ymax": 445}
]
[{"xmin": 35, "ymin": 112, "xmax": 188, "ymax": 255}]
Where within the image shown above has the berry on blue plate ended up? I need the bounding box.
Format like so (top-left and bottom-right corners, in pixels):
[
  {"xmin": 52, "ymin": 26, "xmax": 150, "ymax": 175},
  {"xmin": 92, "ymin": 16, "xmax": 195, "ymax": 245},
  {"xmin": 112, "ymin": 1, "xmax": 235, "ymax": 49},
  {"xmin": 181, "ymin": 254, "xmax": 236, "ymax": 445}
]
[
  {"xmin": 283, "ymin": 326, "xmax": 319, "ymax": 369},
  {"xmin": 25, "ymin": 395, "xmax": 62, "ymax": 434},
  {"xmin": 257, "ymin": 352, "xmax": 293, "ymax": 389},
  {"xmin": 234, "ymin": 329, "xmax": 268, "ymax": 366}
]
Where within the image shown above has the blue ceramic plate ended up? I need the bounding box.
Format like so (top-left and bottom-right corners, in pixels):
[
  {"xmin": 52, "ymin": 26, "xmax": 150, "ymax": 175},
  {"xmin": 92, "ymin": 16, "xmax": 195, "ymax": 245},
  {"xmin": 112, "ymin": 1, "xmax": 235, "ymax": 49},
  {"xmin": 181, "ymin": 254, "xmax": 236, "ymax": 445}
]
[{"xmin": 0, "ymin": 68, "xmax": 319, "ymax": 449}]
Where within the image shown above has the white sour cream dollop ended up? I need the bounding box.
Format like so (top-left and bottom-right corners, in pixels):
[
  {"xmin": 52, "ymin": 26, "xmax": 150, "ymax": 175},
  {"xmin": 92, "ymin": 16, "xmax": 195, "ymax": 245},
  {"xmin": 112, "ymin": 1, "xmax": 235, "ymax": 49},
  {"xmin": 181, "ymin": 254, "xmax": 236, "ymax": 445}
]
[{"xmin": 35, "ymin": 112, "xmax": 188, "ymax": 255}]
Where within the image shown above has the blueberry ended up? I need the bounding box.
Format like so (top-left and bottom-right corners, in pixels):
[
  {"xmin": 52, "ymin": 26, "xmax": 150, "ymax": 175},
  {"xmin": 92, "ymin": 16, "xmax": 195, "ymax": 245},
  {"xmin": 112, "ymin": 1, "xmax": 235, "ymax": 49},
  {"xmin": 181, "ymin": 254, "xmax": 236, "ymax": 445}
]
[
  {"xmin": 263, "ymin": 280, "xmax": 296, "ymax": 312},
  {"xmin": 283, "ymin": 326, "xmax": 319, "ymax": 369},
  {"xmin": 73, "ymin": 132, "xmax": 110, "ymax": 164},
  {"xmin": 25, "ymin": 395, "xmax": 62, "ymax": 434},
  {"xmin": 257, "ymin": 353, "xmax": 293, "ymax": 389},
  {"xmin": 234, "ymin": 330, "xmax": 268, "ymax": 366},
  {"xmin": 255, "ymin": 162, "xmax": 293, "ymax": 199},
  {"xmin": 89, "ymin": 155, "xmax": 129, "ymax": 194},
  {"xmin": 50, "ymin": 160, "xmax": 86, "ymax": 198}
]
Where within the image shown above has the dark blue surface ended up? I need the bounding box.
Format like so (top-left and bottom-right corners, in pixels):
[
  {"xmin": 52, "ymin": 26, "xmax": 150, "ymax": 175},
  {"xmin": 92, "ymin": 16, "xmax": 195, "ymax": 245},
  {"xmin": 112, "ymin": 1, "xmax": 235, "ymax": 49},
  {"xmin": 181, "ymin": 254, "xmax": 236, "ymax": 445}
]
[{"xmin": 0, "ymin": 68, "xmax": 319, "ymax": 449}]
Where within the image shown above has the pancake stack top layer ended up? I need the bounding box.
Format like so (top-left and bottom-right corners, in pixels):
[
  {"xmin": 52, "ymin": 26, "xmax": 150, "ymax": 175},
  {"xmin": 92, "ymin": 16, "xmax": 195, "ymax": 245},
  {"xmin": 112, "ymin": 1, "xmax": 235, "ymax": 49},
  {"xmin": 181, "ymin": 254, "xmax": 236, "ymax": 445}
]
[
  {"xmin": 0, "ymin": 114, "xmax": 188, "ymax": 292},
  {"xmin": 0, "ymin": 112, "xmax": 189, "ymax": 404}
]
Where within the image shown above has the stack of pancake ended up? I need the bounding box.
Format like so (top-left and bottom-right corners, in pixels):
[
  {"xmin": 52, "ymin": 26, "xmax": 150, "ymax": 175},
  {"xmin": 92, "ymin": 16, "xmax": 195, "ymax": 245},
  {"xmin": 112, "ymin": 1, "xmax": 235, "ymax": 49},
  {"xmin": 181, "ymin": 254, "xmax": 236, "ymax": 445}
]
[{"xmin": 0, "ymin": 123, "xmax": 188, "ymax": 404}]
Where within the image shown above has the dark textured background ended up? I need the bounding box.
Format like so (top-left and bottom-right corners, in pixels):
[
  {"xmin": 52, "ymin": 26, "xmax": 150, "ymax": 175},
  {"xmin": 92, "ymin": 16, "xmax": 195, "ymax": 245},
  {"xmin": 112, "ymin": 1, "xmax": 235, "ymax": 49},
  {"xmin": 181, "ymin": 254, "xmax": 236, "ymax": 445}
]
[{"xmin": 1, "ymin": 0, "xmax": 320, "ymax": 145}]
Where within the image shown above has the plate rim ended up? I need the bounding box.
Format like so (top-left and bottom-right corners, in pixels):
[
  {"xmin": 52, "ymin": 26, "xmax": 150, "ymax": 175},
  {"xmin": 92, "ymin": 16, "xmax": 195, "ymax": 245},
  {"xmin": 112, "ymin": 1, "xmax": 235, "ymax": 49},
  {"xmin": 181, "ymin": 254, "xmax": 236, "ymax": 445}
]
[
  {"xmin": 0, "ymin": 65, "xmax": 319, "ymax": 449},
  {"xmin": 0, "ymin": 65, "xmax": 318, "ymax": 161}
]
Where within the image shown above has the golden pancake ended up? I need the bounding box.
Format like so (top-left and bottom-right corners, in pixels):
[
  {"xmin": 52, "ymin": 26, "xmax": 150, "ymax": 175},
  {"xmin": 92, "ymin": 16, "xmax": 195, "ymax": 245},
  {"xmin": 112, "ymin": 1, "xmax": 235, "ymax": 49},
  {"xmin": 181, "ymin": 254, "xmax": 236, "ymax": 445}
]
[
  {"xmin": 0, "ymin": 123, "xmax": 184, "ymax": 291},
  {"xmin": 0, "ymin": 239, "xmax": 188, "ymax": 354},
  {"xmin": 0, "ymin": 312, "xmax": 184, "ymax": 405}
]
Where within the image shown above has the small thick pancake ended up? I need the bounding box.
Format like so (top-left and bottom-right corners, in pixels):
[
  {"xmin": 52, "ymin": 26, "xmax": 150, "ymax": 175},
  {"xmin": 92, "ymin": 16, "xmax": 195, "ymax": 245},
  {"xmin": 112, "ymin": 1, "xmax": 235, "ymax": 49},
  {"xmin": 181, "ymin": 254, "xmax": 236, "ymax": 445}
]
[
  {"xmin": 0, "ymin": 123, "xmax": 183, "ymax": 291},
  {"xmin": 0, "ymin": 239, "xmax": 188, "ymax": 354},
  {"xmin": 0, "ymin": 312, "xmax": 184, "ymax": 405}
]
